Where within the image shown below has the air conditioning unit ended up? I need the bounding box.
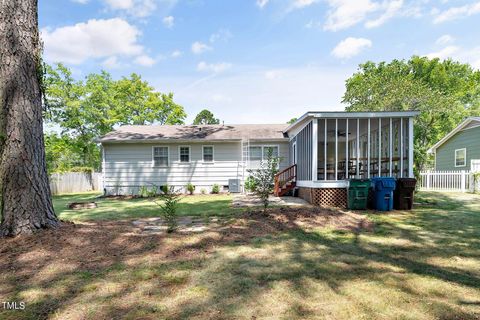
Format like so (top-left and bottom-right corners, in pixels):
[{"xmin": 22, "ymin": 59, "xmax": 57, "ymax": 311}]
[{"xmin": 228, "ymin": 179, "xmax": 241, "ymax": 193}]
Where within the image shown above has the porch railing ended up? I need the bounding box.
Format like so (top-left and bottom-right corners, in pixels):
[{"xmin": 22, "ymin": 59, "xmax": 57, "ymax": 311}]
[{"xmin": 274, "ymin": 164, "xmax": 297, "ymax": 196}]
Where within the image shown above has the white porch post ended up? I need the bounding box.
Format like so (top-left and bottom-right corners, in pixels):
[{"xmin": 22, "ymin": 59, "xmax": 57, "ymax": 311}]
[
  {"xmin": 312, "ymin": 119, "xmax": 318, "ymax": 181},
  {"xmin": 408, "ymin": 117, "xmax": 414, "ymax": 178},
  {"xmin": 378, "ymin": 118, "xmax": 382, "ymax": 176},
  {"xmin": 367, "ymin": 118, "xmax": 371, "ymax": 178},
  {"xmin": 389, "ymin": 118, "xmax": 393, "ymax": 176},
  {"xmin": 400, "ymin": 118, "xmax": 404, "ymax": 178},
  {"xmin": 346, "ymin": 118, "xmax": 349, "ymax": 179},
  {"xmin": 356, "ymin": 119, "xmax": 360, "ymax": 178},
  {"xmin": 335, "ymin": 118, "xmax": 338, "ymax": 180},
  {"xmin": 324, "ymin": 119, "xmax": 327, "ymax": 181}
]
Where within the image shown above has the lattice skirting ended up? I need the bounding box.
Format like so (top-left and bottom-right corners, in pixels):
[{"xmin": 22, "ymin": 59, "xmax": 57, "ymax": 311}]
[{"xmin": 298, "ymin": 187, "xmax": 347, "ymax": 209}]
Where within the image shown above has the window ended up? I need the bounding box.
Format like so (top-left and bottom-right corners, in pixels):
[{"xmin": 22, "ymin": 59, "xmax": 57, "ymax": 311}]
[
  {"xmin": 249, "ymin": 146, "xmax": 262, "ymax": 161},
  {"xmin": 179, "ymin": 146, "xmax": 190, "ymax": 163},
  {"xmin": 262, "ymin": 146, "xmax": 279, "ymax": 160},
  {"xmin": 153, "ymin": 147, "xmax": 168, "ymax": 167},
  {"xmin": 203, "ymin": 146, "xmax": 214, "ymax": 162},
  {"xmin": 455, "ymin": 148, "xmax": 466, "ymax": 167}
]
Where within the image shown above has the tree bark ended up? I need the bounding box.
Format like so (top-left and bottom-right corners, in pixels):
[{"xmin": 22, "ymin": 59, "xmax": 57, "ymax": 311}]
[{"xmin": 0, "ymin": 0, "xmax": 59, "ymax": 236}]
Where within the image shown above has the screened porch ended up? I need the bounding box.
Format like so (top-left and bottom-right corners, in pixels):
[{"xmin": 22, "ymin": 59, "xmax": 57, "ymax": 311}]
[{"xmin": 290, "ymin": 112, "xmax": 418, "ymax": 186}]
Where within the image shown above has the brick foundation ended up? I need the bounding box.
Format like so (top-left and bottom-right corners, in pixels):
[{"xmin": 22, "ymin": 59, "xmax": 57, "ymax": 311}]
[{"xmin": 298, "ymin": 187, "xmax": 348, "ymax": 209}]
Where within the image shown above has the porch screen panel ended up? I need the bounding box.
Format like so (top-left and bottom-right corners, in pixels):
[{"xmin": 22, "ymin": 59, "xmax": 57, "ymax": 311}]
[
  {"xmin": 369, "ymin": 118, "xmax": 379, "ymax": 177},
  {"xmin": 336, "ymin": 119, "xmax": 347, "ymax": 180},
  {"xmin": 318, "ymin": 119, "xmax": 325, "ymax": 180},
  {"xmin": 392, "ymin": 118, "xmax": 401, "ymax": 178},
  {"xmin": 296, "ymin": 121, "xmax": 313, "ymax": 180},
  {"xmin": 403, "ymin": 118, "xmax": 409, "ymax": 177},
  {"xmin": 358, "ymin": 119, "xmax": 369, "ymax": 178}
]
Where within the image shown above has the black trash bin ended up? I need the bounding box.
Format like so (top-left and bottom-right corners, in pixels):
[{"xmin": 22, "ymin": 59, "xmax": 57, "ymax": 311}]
[{"xmin": 394, "ymin": 178, "xmax": 417, "ymax": 210}]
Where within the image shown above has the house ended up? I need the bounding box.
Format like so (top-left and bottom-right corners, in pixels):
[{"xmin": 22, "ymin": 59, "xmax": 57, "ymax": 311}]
[
  {"xmin": 99, "ymin": 110, "xmax": 419, "ymax": 207},
  {"xmin": 428, "ymin": 117, "xmax": 480, "ymax": 172}
]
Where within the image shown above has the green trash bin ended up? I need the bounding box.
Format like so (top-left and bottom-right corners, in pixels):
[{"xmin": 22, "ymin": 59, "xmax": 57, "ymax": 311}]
[{"xmin": 348, "ymin": 179, "xmax": 371, "ymax": 210}]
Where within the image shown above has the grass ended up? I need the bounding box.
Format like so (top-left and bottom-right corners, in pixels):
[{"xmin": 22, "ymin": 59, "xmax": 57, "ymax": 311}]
[
  {"xmin": 53, "ymin": 192, "xmax": 235, "ymax": 221},
  {"xmin": 1, "ymin": 191, "xmax": 480, "ymax": 319}
]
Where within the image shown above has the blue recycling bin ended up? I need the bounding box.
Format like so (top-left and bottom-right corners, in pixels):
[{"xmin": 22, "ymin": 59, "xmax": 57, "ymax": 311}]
[{"xmin": 371, "ymin": 177, "xmax": 396, "ymax": 211}]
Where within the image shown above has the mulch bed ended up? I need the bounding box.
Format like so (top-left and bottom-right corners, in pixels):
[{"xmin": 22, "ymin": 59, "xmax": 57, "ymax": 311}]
[{"xmin": 0, "ymin": 207, "xmax": 374, "ymax": 277}]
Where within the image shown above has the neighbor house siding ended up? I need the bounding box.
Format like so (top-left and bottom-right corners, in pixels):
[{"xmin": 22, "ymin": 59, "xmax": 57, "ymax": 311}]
[
  {"xmin": 103, "ymin": 140, "xmax": 289, "ymax": 195},
  {"xmin": 435, "ymin": 125, "xmax": 480, "ymax": 171}
]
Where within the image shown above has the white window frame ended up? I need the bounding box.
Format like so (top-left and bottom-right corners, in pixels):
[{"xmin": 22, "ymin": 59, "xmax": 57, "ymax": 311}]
[
  {"xmin": 261, "ymin": 145, "xmax": 280, "ymax": 161},
  {"xmin": 178, "ymin": 145, "xmax": 191, "ymax": 163},
  {"xmin": 249, "ymin": 146, "xmax": 263, "ymax": 161},
  {"xmin": 455, "ymin": 148, "xmax": 466, "ymax": 167},
  {"xmin": 202, "ymin": 145, "xmax": 214, "ymax": 163},
  {"xmin": 152, "ymin": 146, "xmax": 169, "ymax": 167}
]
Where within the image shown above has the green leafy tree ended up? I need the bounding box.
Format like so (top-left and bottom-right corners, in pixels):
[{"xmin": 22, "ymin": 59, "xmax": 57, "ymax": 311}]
[
  {"xmin": 193, "ymin": 109, "xmax": 220, "ymax": 125},
  {"xmin": 287, "ymin": 118, "xmax": 297, "ymax": 124},
  {"xmin": 342, "ymin": 56, "xmax": 480, "ymax": 171},
  {"xmin": 43, "ymin": 64, "xmax": 187, "ymax": 171},
  {"xmin": 247, "ymin": 150, "xmax": 280, "ymax": 211}
]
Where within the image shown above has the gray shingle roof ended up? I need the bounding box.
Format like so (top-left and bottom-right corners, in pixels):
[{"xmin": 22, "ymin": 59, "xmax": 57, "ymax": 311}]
[{"xmin": 99, "ymin": 124, "xmax": 289, "ymax": 142}]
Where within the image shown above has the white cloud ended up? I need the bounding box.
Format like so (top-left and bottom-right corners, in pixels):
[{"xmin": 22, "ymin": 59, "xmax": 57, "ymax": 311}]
[
  {"xmin": 171, "ymin": 50, "xmax": 182, "ymax": 58},
  {"xmin": 323, "ymin": 0, "xmax": 418, "ymax": 31},
  {"xmin": 71, "ymin": 0, "xmax": 89, "ymax": 4},
  {"xmin": 292, "ymin": 0, "xmax": 317, "ymax": 9},
  {"xmin": 42, "ymin": 18, "xmax": 143, "ymax": 64},
  {"xmin": 256, "ymin": 0, "xmax": 269, "ymax": 8},
  {"xmin": 324, "ymin": 0, "xmax": 379, "ymax": 31},
  {"xmin": 191, "ymin": 41, "xmax": 212, "ymax": 54},
  {"xmin": 436, "ymin": 34, "xmax": 455, "ymax": 45},
  {"xmin": 209, "ymin": 29, "xmax": 232, "ymax": 43},
  {"xmin": 433, "ymin": 1, "xmax": 480, "ymax": 23},
  {"xmin": 365, "ymin": 0, "xmax": 403, "ymax": 28},
  {"xmin": 426, "ymin": 45, "xmax": 480, "ymax": 70},
  {"xmin": 134, "ymin": 54, "xmax": 157, "ymax": 66},
  {"xmin": 103, "ymin": 0, "xmax": 157, "ymax": 18},
  {"xmin": 331, "ymin": 37, "xmax": 372, "ymax": 59},
  {"xmin": 102, "ymin": 56, "xmax": 120, "ymax": 69},
  {"xmin": 197, "ymin": 61, "xmax": 232, "ymax": 73},
  {"xmin": 163, "ymin": 16, "xmax": 174, "ymax": 28}
]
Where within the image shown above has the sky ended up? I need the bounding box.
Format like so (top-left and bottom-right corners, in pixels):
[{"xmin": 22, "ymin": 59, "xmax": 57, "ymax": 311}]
[{"xmin": 39, "ymin": 0, "xmax": 480, "ymax": 124}]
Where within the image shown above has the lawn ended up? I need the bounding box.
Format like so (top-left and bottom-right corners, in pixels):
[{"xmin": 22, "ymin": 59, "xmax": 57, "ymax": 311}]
[
  {"xmin": 1, "ymin": 191, "xmax": 479, "ymax": 319},
  {"xmin": 53, "ymin": 192, "xmax": 235, "ymax": 221}
]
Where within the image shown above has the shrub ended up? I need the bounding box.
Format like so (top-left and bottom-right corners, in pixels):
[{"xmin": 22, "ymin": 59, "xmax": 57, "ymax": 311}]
[
  {"xmin": 244, "ymin": 176, "xmax": 257, "ymax": 192},
  {"xmin": 200, "ymin": 188, "xmax": 207, "ymax": 195},
  {"xmin": 154, "ymin": 186, "xmax": 182, "ymax": 232},
  {"xmin": 186, "ymin": 183, "xmax": 195, "ymax": 195},
  {"xmin": 247, "ymin": 149, "xmax": 280, "ymax": 211},
  {"xmin": 139, "ymin": 186, "xmax": 149, "ymax": 198},
  {"xmin": 211, "ymin": 184, "xmax": 220, "ymax": 194},
  {"xmin": 161, "ymin": 184, "xmax": 169, "ymax": 194},
  {"xmin": 148, "ymin": 185, "xmax": 158, "ymax": 197}
]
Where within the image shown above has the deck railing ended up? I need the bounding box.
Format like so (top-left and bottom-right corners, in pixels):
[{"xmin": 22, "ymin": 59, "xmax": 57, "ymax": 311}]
[{"xmin": 274, "ymin": 164, "xmax": 297, "ymax": 196}]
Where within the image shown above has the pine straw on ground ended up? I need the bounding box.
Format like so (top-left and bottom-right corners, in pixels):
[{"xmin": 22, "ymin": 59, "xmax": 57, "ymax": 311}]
[{"xmin": 0, "ymin": 207, "xmax": 372, "ymax": 320}]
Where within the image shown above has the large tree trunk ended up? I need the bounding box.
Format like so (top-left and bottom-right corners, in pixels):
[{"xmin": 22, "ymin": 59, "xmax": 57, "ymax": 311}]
[{"xmin": 0, "ymin": 0, "xmax": 59, "ymax": 236}]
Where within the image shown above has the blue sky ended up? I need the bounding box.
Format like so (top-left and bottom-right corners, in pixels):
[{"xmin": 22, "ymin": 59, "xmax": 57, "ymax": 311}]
[{"xmin": 39, "ymin": 0, "xmax": 480, "ymax": 124}]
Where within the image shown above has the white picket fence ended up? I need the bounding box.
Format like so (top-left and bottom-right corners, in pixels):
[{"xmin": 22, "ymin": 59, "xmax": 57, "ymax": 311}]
[
  {"xmin": 49, "ymin": 172, "xmax": 103, "ymax": 195},
  {"xmin": 419, "ymin": 170, "xmax": 473, "ymax": 192}
]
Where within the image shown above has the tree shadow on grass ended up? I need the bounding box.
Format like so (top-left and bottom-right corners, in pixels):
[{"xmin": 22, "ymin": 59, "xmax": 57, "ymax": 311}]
[{"xmin": 1, "ymin": 192, "xmax": 480, "ymax": 319}]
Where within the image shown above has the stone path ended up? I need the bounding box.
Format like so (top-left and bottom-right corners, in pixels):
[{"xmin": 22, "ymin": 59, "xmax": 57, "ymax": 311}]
[
  {"xmin": 132, "ymin": 216, "xmax": 223, "ymax": 234},
  {"xmin": 232, "ymin": 194, "xmax": 311, "ymax": 207}
]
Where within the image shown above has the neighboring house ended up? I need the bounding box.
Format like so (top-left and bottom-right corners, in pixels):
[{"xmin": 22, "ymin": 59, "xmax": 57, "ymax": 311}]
[
  {"xmin": 428, "ymin": 117, "xmax": 480, "ymax": 172},
  {"xmin": 99, "ymin": 111, "xmax": 419, "ymax": 208}
]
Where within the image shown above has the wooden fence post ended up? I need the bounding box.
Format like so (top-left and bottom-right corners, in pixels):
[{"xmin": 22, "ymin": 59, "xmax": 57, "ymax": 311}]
[
  {"xmin": 461, "ymin": 170, "xmax": 466, "ymax": 193},
  {"xmin": 426, "ymin": 171, "xmax": 430, "ymax": 189}
]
